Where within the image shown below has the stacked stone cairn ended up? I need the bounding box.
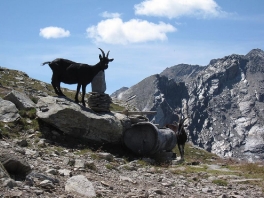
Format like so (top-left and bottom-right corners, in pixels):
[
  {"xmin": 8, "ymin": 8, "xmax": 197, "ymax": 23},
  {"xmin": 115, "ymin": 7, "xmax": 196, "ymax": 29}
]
[
  {"xmin": 88, "ymin": 92, "xmax": 112, "ymax": 112},
  {"xmin": 89, "ymin": 71, "xmax": 111, "ymax": 112}
]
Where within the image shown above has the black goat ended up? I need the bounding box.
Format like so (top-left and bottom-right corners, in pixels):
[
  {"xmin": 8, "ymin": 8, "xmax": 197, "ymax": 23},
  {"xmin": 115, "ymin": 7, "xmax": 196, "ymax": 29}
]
[
  {"xmin": 165, "ymin": 117, "xmax": 188, "ymax": 160},
  {"xmin": 42, "ymin": 48, "xmax": 114, "ymax": 107}
]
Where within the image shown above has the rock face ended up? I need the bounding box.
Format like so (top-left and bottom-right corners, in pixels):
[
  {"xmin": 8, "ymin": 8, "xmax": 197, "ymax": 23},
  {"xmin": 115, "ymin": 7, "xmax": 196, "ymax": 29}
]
[
  {"xmin": 113, "ymin": 75, "xmax": 188, "ymax": 127},
  {"xmin": 113, "ymin": 49, "xmax": 264, "ymax": 162},
  {"xmin": 36, "ymin": 96, "xmax": 130, "ymax": 144}
]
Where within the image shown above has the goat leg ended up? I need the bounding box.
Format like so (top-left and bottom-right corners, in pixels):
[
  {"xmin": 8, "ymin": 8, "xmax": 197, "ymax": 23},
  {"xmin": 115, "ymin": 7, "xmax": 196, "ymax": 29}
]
[
  {"xmin": 81, "ymin": 84, "xmax": 86, "ymax": 107},
  {"xmin": 51, "ymin": 79, "xmax": 64, "ymax": 96},
  {"xmin": 178, "ymin": 144, "xmax": 184, "ymax": 160},
  {"xmin": 57, "ymin": 83, "xmax": 66, "ymax": 96},
  {"xmin": 75, "ymin": 84, "xmax": 81, "ymax": 104}
]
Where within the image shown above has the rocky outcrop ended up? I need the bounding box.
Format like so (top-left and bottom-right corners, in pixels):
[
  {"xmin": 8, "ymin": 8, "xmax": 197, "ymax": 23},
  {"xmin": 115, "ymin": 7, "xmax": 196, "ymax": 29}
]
[
  {"xmin": 160, "ymin": 64, "xmax": 205, "ymax": 83},
  {"xmin": 113, "ymin": 75, "xmax": 188, "ymax": 127},
  {"xmin": 36, "ymin": 96, "xmax": 130, "ymax": 144},
  {"xmin": 113, "ymin": 49, "xmax": 264, "ymax": 162}
]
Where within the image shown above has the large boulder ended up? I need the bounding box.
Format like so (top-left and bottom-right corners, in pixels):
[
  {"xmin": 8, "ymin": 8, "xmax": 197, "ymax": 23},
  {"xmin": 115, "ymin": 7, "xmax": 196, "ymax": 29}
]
[
  {"xmin": 36, "ymin": 96, "xmax": 130, "ymax": 144},
  {"xmin": 4, "ymin": 90, "xmax": 36, "ymax": 110},
  {"xmin": 0, "ymin": 98, "xmax": 20, "ymax": 122}
]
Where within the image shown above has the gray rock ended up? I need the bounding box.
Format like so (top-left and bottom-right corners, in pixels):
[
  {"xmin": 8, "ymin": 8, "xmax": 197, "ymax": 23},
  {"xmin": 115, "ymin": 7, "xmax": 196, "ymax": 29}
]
[
  {"xmin": 65, "ymin": 175, "xmax": 96, "ymax": 197},
  {"xmin": 74, "ymin": 159, "xmax": 85, "ymax": 168},
  {"xmin": 39, "ymin": 179, "xmax": 55, "ymax": 189},
  {"xmin": 16, "ymin": 139, "xmax": 28, "ymax": 147},
  {"xmin": 97, "ymin": 152, "xmax": 114, "ymax": 162},
  {"xmin": 3, "ymin": 178, "xmax": 17, "ymax": 188},
  {"xmin": 0, "ymin": 153, "xmax": 31, "ymax": 177},
  {"xmin": 3, "ymin": 90, "xmax": 36, "ymax": 110},
  {"xmin": 0, "ymin": 99, "xmax": 20, "ymax": 122},
  {"xmin": 26, "ymin": 172, "xmax": 59, "ymax": 185},
  {"xmin": 36, "ymin": 96, "xmax": 130, "ymax": 144},
  {"xmin": 45, "ymin": 169, "xmax": 58, "ymax": 175},
  {"xmin": 58, "ymin": 169, "xmax": 72, "ymax": 176}
]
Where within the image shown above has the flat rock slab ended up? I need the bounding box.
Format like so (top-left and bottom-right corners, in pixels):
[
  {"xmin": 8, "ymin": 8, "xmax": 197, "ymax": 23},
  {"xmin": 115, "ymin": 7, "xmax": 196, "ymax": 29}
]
[{"xmin": 36, "ymin": 96, "xmax": 130, "ymax": 144}]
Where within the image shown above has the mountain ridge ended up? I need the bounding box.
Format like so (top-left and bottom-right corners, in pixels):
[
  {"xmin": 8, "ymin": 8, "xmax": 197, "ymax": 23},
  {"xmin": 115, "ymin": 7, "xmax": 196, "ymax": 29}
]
[{"xmin": 112, "ymin": 49, "xmax": 264, "ymax": 162}]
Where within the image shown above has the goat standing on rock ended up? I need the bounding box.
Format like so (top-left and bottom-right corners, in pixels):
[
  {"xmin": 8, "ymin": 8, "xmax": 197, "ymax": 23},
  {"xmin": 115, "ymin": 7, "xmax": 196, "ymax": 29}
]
[
  {"xmin": 42, "ymin": 48, "xmax": 114, "ymax": 107},
  {"xmin": 165, "ymin": 117, "xmax": 188, "ymax": 160}
]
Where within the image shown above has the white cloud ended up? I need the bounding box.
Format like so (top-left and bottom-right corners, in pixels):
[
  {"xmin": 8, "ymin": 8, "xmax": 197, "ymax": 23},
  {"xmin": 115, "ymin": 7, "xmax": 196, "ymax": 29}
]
[
  {"xmin": 86, "ymin": 18, "xmax": 176, "ymax": 44},
  {"xmin": 39, "ymin": 26, "xmax": 70, "ymax": 39},
  {"xmin": 134, "ymin": 0, "xmax": 226, "ymax": 19},
  {"xmin": 100, "ymin": 11, "xmax": 121, "ymax": 18}
]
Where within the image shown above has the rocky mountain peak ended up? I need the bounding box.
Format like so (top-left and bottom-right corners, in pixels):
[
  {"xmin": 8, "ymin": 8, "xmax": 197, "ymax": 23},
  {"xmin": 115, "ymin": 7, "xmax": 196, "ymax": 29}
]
[
  {"xmin": 245, "ymin": 48, "xmax": 264, "ymax": 72},
  {"xmin": 114, "ymin": 49, "xmax": 264, "ymax": 162}
]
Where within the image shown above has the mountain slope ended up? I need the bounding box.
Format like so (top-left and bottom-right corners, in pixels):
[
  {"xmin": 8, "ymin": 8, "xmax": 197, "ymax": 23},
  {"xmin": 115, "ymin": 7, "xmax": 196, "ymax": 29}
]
[{"xmin": 112, "ymin": 49, "xmax": 264, "ymax": 162}]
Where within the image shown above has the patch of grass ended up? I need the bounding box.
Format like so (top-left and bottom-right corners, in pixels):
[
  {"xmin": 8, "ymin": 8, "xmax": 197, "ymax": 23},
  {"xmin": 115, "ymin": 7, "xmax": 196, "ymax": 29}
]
[
  {"xmin": 0, "ymin": 121, "xmax": 21, "ymax": 138},
  {"xmin": 105, "ymin": 163, "xmax": 115, "ymax": 170},
  {"xmin": 212, "ymin": 179, "xmax": 228, "ymax": 186},
  {"xmin": 90, "ymin": 153, "xmax": 99, "ymax": 160},
  {"xmin": 109, "ymin": 102, "xmax": 126, "ymax": 112},
  {"xmin": 228, "ymin": 163, "xmax": 264, "ymax": 187},
  {"xmin": 137, "ymin": 160, "xmax": 148, "ymax": 167},
  {"xmin": 30, "ymin": 96, "xmax": 39, "ymax": 104},
  {"xmin": 172, "ymin": 143, "xmax": 220, "ymax": 164},
  {"xmin": 74, "ymin": 148, "xmax": 92, "ymax": 155},
  {"xmin": 85, "ymin": 162, "xmax": 97, "ymax": 171},
  {"xmin": 19, "ymin": 109, "xmax": 37, "ymax": 119}
]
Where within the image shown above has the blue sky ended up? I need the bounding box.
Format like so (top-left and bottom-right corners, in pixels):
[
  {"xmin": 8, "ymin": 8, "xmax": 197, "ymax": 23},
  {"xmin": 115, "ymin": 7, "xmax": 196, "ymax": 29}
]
[{"xmin": 1, "ymin": 0, "xmax": 264, "ymax": 94}]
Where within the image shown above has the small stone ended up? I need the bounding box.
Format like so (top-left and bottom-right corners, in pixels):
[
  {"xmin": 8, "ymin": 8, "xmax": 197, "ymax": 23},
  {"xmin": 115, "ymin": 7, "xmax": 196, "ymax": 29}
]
[
  {"xmin": 9, "ymin": 191, "xmax": 23, "ymax": 197},
  {"xmin": 39, "ymin": 179, "xmax": 55, "ymax": 189},
  {"xmin": 46, "ymin": 169, "xmax": 58, "ymax": 175},
  {"xmin": 34, "ymin": 190, "xmax": 44, "ymax": 195},
  {"xmin": 17, "ymin": 139, "xmax": 28, "ymax": 147},
  {"xmin": 74, "ymin": 159, "xmax": 85, "ymax": 168},
  {"xmin": 58, "ymin": 169, "xmax": 72, "ymax": 176},
  {"xmin": 3, "ymin": 178, "xmax": 17, "ymax": 188},
  {"xmin": 97, "ymin": 152, "xmax": 114, "ymax": 161}
]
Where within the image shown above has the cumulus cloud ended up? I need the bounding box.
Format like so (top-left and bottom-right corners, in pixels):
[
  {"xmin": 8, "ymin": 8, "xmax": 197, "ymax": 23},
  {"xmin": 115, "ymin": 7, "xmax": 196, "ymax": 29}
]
[
  {"xmin": 86, "ymin": 18, "xmax": 176, "ymax": 44},
  {"xmin": 134, "ymin": 0, "xmax": 226, "ymax": 18},
  {"xmin": 100, "ymin": 11, "xmax": 121, "ymax": 18},
  {"xmin": 39, "ymin": 26, "xmax": 70, "ymax": 39}
]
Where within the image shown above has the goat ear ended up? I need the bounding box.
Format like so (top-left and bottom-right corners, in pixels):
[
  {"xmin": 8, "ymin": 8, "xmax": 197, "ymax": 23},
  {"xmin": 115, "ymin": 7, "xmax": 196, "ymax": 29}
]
[
  {"xmin": 99, "ymin": 54, "xmax": 102, "ymax": 60},
  {"xmin": 109, "ymin": 58, "xmax": 114, "ymax": 62}
]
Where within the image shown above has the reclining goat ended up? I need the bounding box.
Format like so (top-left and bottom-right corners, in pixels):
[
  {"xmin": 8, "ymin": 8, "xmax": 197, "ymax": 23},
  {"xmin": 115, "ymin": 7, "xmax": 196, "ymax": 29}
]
[{"xmin": 42, "ymin": 48, "xmax": 114, "ymax": 107}]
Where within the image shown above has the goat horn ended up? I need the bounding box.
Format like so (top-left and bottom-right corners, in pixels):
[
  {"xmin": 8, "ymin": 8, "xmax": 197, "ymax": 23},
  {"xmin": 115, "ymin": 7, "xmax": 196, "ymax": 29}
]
[
  {"xmin": 106, "ymin": 51, "xmax": 110, "ymax": 58},
  {"xmin": 180, "ymin": 117, "xmax": 188, "ymax": 125},
  {"xmin": 98, "ymin": 48, "xmax": 105, "ymax": 58}
]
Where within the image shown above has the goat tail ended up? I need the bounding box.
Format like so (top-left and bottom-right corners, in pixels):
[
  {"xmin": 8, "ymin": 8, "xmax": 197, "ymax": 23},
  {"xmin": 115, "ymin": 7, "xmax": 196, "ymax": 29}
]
[{"xmin": 41, "ymin": 61, "xmax": 51, "ymax": 66}]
